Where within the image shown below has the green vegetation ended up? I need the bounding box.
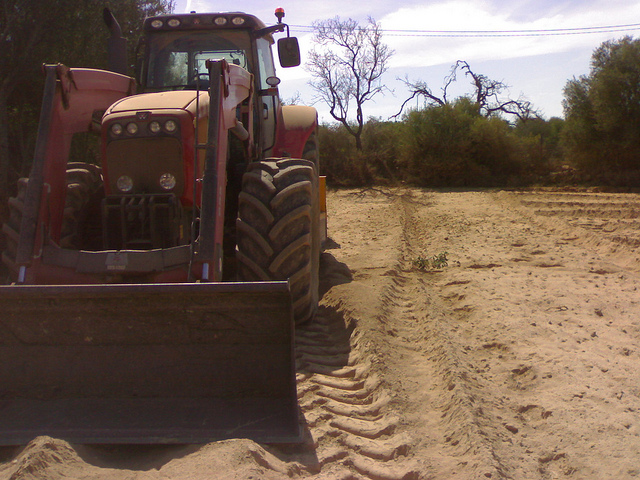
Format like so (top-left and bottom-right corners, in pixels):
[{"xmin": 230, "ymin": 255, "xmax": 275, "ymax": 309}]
[
  {"xmin": 318, "ymin": 37, "xmax": 640, "ymax": 189},
  {"xmin": 562, "ymin": 36, "xmax": 640, "ymax": 186},
  {"xmin": 320, "ymin": 101, "xmax": 562, "ymax": 188},
  {"xmin": 413, "ymin": 252, "xmax": 449, "ymax": 271}
]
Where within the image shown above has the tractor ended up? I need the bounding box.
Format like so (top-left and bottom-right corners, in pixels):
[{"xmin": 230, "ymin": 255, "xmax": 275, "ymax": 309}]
[{"xmin": 0, "ymin": 8, "xmax": 324, "ymax": 444}]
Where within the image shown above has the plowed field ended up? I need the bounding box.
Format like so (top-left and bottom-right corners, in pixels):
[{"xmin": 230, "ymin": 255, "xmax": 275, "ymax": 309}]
[{"xmin": 2, "ymin": 188, "xmax": 640, "ymax": 480}]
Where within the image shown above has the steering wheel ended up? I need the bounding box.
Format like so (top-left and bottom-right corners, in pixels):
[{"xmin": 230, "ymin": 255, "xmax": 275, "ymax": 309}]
[{"xmin": 188, "ymin": 72, "xmax": 210, "ymax": 90}]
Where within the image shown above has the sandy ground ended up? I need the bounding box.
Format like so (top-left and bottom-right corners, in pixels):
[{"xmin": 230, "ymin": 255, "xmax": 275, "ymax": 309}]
[{"xmin": 2, "ymin": 187, "xmax": 640, "ymax": 479}]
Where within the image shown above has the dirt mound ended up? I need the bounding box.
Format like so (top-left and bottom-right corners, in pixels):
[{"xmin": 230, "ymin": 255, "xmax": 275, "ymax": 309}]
[{"xmin": 1, "ymin": 437, "xmax": 298, "ymax": 479}]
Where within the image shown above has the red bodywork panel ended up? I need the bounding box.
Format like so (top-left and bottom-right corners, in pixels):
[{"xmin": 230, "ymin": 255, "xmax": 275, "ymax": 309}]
[{"xmin": 273, "ymin": 105, "xmax": 317, "ymax": 158}]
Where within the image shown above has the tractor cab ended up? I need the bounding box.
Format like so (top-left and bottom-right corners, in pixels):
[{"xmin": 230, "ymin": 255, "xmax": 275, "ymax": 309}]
[{"xmin": 136, "ymin": 11, "xmax": 300, "ymax": 157}]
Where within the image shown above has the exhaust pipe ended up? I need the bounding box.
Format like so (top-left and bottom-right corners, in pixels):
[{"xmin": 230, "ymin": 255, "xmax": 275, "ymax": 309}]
[{"xmin": 103, "ymin": 8, "xmax": 128, "ymax": 75}]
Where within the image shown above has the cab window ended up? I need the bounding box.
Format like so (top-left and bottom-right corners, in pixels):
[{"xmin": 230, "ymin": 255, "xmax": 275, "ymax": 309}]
[{"xmin": 146, "ymin": 31, "xmax": 251, "ymax": 90}]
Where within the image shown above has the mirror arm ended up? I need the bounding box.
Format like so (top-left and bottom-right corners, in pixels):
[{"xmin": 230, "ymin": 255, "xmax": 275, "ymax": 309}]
[{"xmin": 254, "ymin": 23, "xmax": 289, "ymax": 39}]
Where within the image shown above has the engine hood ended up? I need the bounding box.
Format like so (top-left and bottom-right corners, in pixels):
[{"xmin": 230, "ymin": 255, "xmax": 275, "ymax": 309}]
[{"xmin": 107, "ymin": 91, "xmax": 209, "ymax": 116}]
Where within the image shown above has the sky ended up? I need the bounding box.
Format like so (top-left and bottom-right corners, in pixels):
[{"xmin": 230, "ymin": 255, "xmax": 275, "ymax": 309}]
[{"xmin": 174, "ymin": 0, "xmax": 640, "ymax": 123}]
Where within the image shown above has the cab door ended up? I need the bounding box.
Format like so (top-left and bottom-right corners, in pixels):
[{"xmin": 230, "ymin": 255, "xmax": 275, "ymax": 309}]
[{"xmin": 255, "ymin": 38, "xmax": 279, "ymax": 157}]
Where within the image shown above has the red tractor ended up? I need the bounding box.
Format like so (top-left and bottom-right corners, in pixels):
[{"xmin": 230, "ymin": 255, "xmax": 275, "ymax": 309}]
[{"xmin": 0, "ymin": 9, "xmax": 325, "ymax": 444}]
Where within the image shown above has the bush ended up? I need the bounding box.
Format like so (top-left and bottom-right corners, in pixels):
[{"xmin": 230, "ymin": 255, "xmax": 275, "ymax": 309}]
[
  {"xmin": 398, "ymin": 98, "xmax": 524, "ymax": 187},
  {"xmin": 318, "ymin": 99, "xmax": 563, "ymax": 188},
  {"xmin": 398, "ymin": 100, "xmax": 470, "ymax": 186},
  {"xmin": 319, "ymin": 123, "xmax": 374, "ymax": 186},
  {"xmin": 361, "ymin": 118, "xmax": 403, "ymax": 184},
  {"xmin": 319, "ymin": 119, "xmax": 403, "ymax": 186}
]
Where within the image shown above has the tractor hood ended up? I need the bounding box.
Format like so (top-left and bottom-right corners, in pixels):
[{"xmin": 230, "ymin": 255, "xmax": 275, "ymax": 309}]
[{"xmin": 106, "ymin": 91, "xmax": 209, "ymax": 116}]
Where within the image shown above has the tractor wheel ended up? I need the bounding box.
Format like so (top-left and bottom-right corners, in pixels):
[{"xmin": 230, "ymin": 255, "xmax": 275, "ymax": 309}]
[
  {"xmin": 236, "ymin": 158, "xmax": 320, "ymax": 324},
  {"xmin": 60, "ymin": 163, "xmax": 103, "ymax": 249}
]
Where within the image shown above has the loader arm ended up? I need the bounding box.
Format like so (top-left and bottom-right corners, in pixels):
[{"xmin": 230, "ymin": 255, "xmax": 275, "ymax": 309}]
[{"xmin": 197, "ymin": 59, "xmax": 252, "ymax": 281}]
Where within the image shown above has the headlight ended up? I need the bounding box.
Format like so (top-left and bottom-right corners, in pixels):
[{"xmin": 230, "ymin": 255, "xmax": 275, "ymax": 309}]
[
  {"xmin": 164, "ymin": 120, "xmax": 178, "ymax": 133},
  {"xmin": 214, "ymin": 16, "xmax": 227, "ymax": 25},
  {"xmin": 111, "ymin": 123, "xmax": 123, "ymax": 136},
  {"xmin": 126, "ymin": 122, "xmax": 139, "ymax": 135},
  {"xmin": 150, "ymin": 19, "xmax": 163, "ymax": 28},
  {"xmin": 167, "ymin": 18, "xmax": 181, "ymax": 27},
  {"xmin": 232, "ymin": 17, "xmax": 245, "ymax": 25},
  {"xmin": 149, "ymin": 121, "xmax": 161, "ymax": 134},
  {"xmin": 116, "ymin": 175, "xmax": 134, "ymax": 192},
  {"xmin": 159, "ymin": 173, "xmax": 176, "ymax": 190}
]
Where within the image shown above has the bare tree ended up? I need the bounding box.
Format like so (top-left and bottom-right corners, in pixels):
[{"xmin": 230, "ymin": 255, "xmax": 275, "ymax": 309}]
[
  {"xmin": 396, "ymin": 60, "xmax": 536, "ymax": 121},
  {"xmin": 394, "ymin": 63, "xmax": 459, "ymax": 115},
  {"xmin": 282, "ymin": 91, "xmax": 303, "ymax": 106},
  {"xmin": 307, "ymin": 17, "xmax": 393, "ymax": 150},
  {"xmin": 457, "ymin": 61, "xmax": 535, "ymax": 119}
]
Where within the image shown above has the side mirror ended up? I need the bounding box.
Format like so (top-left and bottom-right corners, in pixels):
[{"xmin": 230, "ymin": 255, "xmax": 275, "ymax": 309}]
[{"xmin": 278, "ymin": 37, "xmax": 301, "ymax": 68}]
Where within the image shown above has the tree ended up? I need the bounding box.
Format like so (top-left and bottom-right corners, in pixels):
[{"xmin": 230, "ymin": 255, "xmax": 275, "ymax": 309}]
[
  {"xmin": 562, "ymin": 36, "xmax": 640, "ymax": 173},
  {"xmin": 0, "ymin": 0, "xmax": 173, "ymax": 214},
  {"xmin": 396, "ymin": 60, "xmax": 535, "ymax": 121},
  {"xmin": 307, "ymin": 17, "xmax": 393, "ymax": 150}
]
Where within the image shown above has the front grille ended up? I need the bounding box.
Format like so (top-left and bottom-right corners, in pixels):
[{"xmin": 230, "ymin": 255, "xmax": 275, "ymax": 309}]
[{"xmin": 105, "ymin": 137, "xmax": 184, "ymax": 195}]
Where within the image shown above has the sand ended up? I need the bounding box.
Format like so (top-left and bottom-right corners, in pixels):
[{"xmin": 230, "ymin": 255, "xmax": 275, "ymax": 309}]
[{"xmin": 2, "ymin": 187, "xmax": 640, "ymax": 479}]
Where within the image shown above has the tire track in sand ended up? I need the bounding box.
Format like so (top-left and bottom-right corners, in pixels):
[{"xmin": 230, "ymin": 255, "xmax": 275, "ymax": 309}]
[
  {"xmin": 294, "ymin": 296, "xmax": 419, "ymax": 479},
  {"xmin": 378, "ymin": 192, "xmax": 509, "ymax": 479},
  {"xmin": 291, "ymin": 189, "xmax": 510, "ymax": 479},
  {"xmin": 286, "ymin": 188, "xmax": 423, "ymax": 480}
]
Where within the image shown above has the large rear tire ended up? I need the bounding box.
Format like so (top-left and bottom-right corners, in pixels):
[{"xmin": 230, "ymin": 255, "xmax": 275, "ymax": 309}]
[
  {"xmin": 302, "ymin": 130, "xmax": 319, "ymax": 168},
  {"xmin": 236, "ymin": 158, "xmax": 320, "ymax": 324}
]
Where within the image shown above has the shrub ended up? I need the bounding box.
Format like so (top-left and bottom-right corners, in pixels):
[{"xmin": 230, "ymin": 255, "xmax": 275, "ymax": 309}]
[
  {"xmin": 398, "ymin": 98, "xmax": 525, "ymax": 187},
  {"xmin": 319, "ymin": 119, "xmax": 403, "ymax": 186},
  {"xmin": 319, "ymin": 123, "xmax": 374, "ymax": 186},
  {"xmin": 318, "ymin": 99, "xmax": 565, "ymax": 187}
]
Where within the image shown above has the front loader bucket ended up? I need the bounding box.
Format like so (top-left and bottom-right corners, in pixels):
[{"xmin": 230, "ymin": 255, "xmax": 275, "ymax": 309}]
[{"xmin": 0, "ymin": 281, "xmax": 300, "ymax": 445}]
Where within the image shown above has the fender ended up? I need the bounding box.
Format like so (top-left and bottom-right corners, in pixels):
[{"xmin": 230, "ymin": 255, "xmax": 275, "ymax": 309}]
[
  {"xmin": 272, "ymin": 105, "xmax": 317, "ymax": 159},
  {"xmin": 272, "ymin": 104, "xmax": 327, "ymax": 245}
]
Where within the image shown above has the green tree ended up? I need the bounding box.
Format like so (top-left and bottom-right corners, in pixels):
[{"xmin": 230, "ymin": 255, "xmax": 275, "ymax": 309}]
[
  {"xmin": 562, "ymin": 36, "xmax": 640, "ymax": 176},
  {"xmin": 514, "ymin": 116, "xmax": 564, "ymax": 167}
]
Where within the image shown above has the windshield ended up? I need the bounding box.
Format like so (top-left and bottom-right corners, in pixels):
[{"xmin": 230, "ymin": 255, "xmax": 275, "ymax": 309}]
[{"xmin": 146, "ymin": 31, "xmax": 251, "ymax": 89}]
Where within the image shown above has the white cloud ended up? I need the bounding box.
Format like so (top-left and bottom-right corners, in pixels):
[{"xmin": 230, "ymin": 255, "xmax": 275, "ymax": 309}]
[{"xmin": 381, "ymin": 0, "xmax": 640, "ymax": 68}]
